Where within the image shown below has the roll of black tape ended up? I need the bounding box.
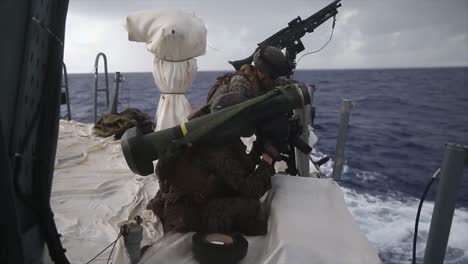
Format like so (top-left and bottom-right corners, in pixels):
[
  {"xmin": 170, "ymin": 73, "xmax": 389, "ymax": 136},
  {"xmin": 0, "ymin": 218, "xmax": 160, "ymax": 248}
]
[{"xmin": 192, "ymin": 232, "xmax": 248, "ymax": 264}]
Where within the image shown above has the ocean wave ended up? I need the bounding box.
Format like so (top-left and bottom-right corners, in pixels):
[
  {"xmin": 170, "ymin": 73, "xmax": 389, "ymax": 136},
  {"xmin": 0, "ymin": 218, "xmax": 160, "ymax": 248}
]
[
  {"xmin": 312, "ymin": 150, "xmax": 468, "ymax": 264},
  {"xmin": 342, "ymin": 186, "xmax": 468, "ymax": 264}
]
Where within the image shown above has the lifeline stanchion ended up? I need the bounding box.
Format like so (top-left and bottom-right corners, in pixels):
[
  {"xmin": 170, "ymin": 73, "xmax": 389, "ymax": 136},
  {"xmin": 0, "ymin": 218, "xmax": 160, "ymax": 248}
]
[
  {"xmin": 294, "ymin": 84, "xmax": 317, "ymax": 177},
  {"xmin": 423, "ymin": 144, "xmax": 467, "ymax": 264},
  {"xmin": 108, "ymin": 72, "xmax": 124, "ymax": 114},
  {"xmin": 332, "ymin": 99, "xmax": 352, "ymax": 181}
]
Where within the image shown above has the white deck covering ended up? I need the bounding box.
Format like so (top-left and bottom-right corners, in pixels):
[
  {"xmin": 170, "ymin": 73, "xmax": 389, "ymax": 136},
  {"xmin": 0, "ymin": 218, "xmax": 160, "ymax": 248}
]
[
  {"xmin": 51, "ymin": 120, "xmax": 381, "ymax": 263},
  {"xmin": 138, "ymin": 176, "xmax": 381, "ymax": 264},
  {"xmin": 51, "ymin": 120, "xmax": 161, "ymax": 263}
]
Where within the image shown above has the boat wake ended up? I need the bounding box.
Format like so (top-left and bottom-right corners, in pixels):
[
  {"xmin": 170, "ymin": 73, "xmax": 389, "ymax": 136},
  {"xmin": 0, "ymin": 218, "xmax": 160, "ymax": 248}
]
[{"xmin": 314, "ymin": 150, "xmax": 468, "ymax": 264}]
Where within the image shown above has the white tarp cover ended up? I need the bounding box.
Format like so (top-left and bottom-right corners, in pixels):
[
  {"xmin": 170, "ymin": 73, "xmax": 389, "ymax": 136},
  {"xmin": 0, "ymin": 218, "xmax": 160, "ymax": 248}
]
[
  {"xmin": 125, "ymin": 10, "xmax": 206, "ymax": 131},
  {"xmin": 125, "ymin": 10, "xmax": 207, "ymax": 61},
  {"xmin": 51, "ymin": 120, "xmax": 380, "ymax": 264},
  {"xmin": 151, "ymin": 58, "xmax": 197, "ymax": 131},
  {"xmin": 51, "ymin": 121, "xmax": 161, "ymax": 263}
]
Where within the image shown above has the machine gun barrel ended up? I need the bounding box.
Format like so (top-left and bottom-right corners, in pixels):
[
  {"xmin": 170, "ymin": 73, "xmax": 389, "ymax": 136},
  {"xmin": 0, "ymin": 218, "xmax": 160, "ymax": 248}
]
[
  {"xmin": 301, "ymin": 0, "xmax": 341, "ymax": 32},
  {"xmin": 228, "ymin": 0, "xmax": 341, "ymax": 71}
]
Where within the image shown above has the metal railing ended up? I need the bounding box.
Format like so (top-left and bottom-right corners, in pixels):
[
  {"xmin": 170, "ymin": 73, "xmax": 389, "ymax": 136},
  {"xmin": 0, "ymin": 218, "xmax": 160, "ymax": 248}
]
[
  {"xmin": 61, "ymin": 62, "xmax": 71, "ymax": 120},
  {"xmin": 108, "ymin": 72, "xmax": 124, "ymax": 114},
  {"xmin": 93, "ymin": 52, "xmax": 110, "ymax": 122}
]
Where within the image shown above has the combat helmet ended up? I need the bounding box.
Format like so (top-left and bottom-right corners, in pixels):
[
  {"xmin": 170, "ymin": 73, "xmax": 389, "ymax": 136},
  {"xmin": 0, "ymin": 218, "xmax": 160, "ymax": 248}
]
[{"xmin": 253, "ymin": 46, "xmax": 292, "ymax": 78}]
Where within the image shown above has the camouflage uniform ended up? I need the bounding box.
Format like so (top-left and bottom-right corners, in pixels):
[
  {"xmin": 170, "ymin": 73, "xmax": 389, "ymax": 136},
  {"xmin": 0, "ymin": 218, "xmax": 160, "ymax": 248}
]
[
  {"xmin": 147, "ymin": 68, "xmax": 278, "ymax": 236},
  {"xmin": 147, "ymin": 137, "xmax": 274, "ymax": 235},
  {"xmin": 147, "ymin": 46, "xmax": 299, "ymax": 236}
]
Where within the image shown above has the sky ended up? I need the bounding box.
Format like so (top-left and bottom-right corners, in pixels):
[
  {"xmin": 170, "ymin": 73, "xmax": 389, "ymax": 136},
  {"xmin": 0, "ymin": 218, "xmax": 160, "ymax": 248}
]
[{"xmin": 64, "ymin": 0, "xmax": 468, "ymax": 73}]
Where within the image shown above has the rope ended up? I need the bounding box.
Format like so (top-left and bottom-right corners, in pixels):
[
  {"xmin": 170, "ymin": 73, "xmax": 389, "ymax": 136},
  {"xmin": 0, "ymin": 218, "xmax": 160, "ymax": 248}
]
[
  {"xmin": 106, "ymin": 233, "xmax": 120, "ymax": 264},
  {"xmin": 412, "ymin": 168, "xmax": 440, "ymax": 264},
  {"xmin": 207, "ymin": 42, "xmax": 222, "ymax": 52},
  {"xmin": 85, "ymin": 228, "xmax": 123, "ymax": 264},
  {"xmin": 32, "ymin": 16, "xmax": 64, "ymax": 46}
]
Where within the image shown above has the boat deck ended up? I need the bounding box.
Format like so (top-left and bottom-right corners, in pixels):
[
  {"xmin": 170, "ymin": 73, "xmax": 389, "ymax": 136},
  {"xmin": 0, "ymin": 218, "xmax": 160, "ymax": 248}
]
[{"xmin": 51, "ymin": 120, "xmax": 380, "ymax": 263}]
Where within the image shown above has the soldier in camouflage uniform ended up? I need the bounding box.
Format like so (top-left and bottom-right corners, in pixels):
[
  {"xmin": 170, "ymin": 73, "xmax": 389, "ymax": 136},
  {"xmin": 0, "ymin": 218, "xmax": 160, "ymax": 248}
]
[{"xmin": 146, "ymin": 46, "xmax": 299, "ymax": 235}]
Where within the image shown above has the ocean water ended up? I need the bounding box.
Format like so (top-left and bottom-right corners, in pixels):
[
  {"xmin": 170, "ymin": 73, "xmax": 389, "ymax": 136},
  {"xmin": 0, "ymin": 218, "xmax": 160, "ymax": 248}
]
[{"xmin": 62, "ymin": 68, "xmax": 468, "ymax": 263}]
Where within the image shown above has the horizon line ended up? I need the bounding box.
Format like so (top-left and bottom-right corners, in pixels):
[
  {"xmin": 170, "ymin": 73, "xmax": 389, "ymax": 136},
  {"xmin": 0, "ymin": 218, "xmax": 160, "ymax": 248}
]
[{"xmin": 66, "ymin": 65, "xmax": 468, "ymax": 74}]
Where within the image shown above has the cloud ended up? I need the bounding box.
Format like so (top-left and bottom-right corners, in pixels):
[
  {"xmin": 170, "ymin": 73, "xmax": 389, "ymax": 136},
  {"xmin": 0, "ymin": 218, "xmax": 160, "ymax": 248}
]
[
  {"xmin": 64, "ymin": 12, "xmax": 152, "ymax": 73},
  {"xmin": 64, "ymin": 0, "xmax": 468, "ymax": 72}
]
